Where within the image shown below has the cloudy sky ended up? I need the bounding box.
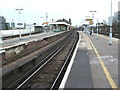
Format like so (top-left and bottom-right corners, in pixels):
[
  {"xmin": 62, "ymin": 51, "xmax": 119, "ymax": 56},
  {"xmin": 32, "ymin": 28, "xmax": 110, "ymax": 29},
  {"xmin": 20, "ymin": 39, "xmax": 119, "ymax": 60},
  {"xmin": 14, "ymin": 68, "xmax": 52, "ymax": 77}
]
[{"xmin": 0, "ymin": 0, "xmax": 119, "ymax": 25}]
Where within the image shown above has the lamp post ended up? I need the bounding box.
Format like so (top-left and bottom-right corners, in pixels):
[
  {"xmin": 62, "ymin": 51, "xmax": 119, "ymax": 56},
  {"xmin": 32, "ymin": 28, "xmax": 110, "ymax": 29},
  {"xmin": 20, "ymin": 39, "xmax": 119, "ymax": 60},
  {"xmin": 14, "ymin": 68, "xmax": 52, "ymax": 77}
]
[
  {"xmin": 96, "ymin": 19, "xmax": 99, "ymax": 40},
  {"xmin": 85, "ymin": 16, "xmax": 91, "ymax": 33},
  {"xmin": 89, "ymin": 11, "xmax": 97, "ymax": 20},
  {"xmin": 89, "ymin": 11, "xmax": 96, "ymax": 35},
  {"xmin": 40, "ymin": 17, "xmax": 44, "ymax": 25},
  {"xmin": 109, "ymin": 0, "xmax": 112, "ymax": 45},
  {"xmin": 15, "ymin": 9, "xmax": 23, "ymax": 39},
  {"xmin": 89, "ymin": 11, "xmax": 97, "ymax": 26},
  {"xmin": 45, "ymin": 13, "xmax": 48, "ymax": 32},
  {"xmin": 29, "ymin": 25, "xmax": 32, "ymax": 38},
  {"xmin": 46, "ymin": 13, "xmax": 48, "ymax": 24},
  {"xmin": 15, "ymin": 9, "xmax": 23, "ymax": 22}
]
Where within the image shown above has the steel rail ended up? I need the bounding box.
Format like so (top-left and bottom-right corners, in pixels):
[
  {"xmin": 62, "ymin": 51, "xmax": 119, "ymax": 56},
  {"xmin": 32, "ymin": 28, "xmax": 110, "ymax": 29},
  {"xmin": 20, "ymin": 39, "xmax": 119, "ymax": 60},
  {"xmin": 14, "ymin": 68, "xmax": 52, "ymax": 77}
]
[
  {"xmin": 50, "ymin": 32, "xmax": 78, "ymax": 89},
  {"xmin": 13, "ymin": 32, "xmax": 74, "ymax": 89}
]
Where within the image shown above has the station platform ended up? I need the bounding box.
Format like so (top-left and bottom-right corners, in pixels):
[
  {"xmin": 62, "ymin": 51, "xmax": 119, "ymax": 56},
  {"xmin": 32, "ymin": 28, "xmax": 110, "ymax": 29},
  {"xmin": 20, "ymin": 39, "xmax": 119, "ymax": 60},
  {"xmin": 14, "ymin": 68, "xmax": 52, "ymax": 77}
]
[
  {"xmin": 59, "ymin": 31, "xmax": 118, "ymax": 89},
  {"xmin": 0, "ymin": 31, "xmax": 65, "ymax": 49},
  {"xmin": 1, "ymin": 30, "xmax": 67, "ymax": 75}
]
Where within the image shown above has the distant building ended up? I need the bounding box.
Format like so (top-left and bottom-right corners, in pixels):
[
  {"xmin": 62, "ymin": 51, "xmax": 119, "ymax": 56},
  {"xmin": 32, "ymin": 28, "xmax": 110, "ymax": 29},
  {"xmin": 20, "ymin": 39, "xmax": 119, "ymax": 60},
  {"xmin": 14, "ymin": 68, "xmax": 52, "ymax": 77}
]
[
  {"xmin": 6, "ymin": 22, "xmax": 10, "ymax": 29},
  {"xmin": 49, "ymin": 18, "xmax": 71, "ymax": 31},
  {"xmin": 11, "ymin": 22, "xmax": 15, "ymax": 29},
  {"xmin": 108, "ymin": 1, "xmax": 120, "ymax": 25},
  {"xmin": 108, "ymin": 11, "xmax": 120, "ymax": 25},
  {"xmin": 113, "ymin": 11, "xmax": 120, "ymax": 23},
  {"xmin": 0, "ymin": 16, "xmax": 6, "ymax": 30},
  {"xmin": 34, "ymin": 25, "xmax": 43, "ymax": 32}
]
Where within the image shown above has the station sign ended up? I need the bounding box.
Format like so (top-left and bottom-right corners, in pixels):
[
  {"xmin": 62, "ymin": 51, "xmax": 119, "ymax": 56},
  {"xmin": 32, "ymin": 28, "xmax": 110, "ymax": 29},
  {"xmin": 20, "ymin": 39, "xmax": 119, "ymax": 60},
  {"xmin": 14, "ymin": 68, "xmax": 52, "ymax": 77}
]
[
  {"xmin": 43, "ymin": 22, "xmax": 48, "ymax": 24},
  {"xmin": 86, "ymin": 19, "xmax": 93, "ymax": 21}
]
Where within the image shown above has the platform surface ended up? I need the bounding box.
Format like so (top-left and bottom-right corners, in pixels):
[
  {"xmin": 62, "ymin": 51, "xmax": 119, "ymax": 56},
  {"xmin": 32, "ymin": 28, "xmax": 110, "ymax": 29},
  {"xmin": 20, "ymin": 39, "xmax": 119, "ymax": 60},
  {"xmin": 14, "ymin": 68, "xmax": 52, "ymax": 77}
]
[{"xmin": 61, "ymin": 31, "xmax": 118, "ymax": 89}]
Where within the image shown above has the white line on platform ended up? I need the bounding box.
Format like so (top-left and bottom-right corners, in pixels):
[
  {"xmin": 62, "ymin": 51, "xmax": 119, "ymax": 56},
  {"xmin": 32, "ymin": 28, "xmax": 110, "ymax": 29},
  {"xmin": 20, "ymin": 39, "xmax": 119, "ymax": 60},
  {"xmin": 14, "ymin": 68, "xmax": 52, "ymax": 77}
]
[
  {"xmin": 59, "ymin": 31, "xmax": 81, "ymax": 89},
  {"xmin": 97, "ymin": 34, "xmax": 119, "ymax": 43}
]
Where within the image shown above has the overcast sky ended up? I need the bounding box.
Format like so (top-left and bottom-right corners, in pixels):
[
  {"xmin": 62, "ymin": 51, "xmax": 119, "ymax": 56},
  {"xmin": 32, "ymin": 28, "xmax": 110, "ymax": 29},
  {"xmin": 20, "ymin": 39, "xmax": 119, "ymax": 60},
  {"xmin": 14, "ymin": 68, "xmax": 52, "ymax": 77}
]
[{"xmin": 0, "ymin": 0, "xmax": 119, "ymax": 25}]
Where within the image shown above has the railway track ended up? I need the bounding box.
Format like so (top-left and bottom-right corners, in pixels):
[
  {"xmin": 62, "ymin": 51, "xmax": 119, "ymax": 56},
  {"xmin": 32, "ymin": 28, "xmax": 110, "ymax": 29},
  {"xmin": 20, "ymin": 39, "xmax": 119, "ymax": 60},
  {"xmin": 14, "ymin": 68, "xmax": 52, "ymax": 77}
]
[{"xmin": 3, "ymin": 30, "xmax": 79, "ymax": 89}]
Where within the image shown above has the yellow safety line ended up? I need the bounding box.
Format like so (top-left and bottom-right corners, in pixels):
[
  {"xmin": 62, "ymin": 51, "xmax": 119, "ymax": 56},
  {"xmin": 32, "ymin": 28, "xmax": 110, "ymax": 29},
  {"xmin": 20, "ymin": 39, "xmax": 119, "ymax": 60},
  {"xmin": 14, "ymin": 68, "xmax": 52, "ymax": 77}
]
[{"xmin": 88, "ymin": 36, "xmax": 118, "ymax": 90}]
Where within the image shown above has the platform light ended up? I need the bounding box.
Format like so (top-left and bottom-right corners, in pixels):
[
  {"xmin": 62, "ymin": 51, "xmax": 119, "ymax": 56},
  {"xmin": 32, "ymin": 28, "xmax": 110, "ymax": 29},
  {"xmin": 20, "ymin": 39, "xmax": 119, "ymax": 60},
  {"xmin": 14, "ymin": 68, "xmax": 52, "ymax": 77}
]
[{"xmin": 15, "ymin": 9, "xmax": 23, "ymax": 39}]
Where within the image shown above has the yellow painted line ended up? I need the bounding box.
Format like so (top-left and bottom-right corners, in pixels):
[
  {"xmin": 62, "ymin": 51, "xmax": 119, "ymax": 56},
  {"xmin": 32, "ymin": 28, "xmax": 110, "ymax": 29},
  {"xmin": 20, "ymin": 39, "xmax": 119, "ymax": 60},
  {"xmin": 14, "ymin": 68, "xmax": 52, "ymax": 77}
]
[{"xmin": 88, "ymin": 37, "xmax": 118, "ymax": 90}]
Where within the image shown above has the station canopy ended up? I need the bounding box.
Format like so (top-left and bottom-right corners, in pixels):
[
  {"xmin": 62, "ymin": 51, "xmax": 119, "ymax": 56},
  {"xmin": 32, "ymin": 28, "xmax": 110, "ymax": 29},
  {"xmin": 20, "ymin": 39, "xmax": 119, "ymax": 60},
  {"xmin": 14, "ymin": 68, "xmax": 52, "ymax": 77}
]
[{"xmin": 49, "ymin": 22, "xmax": 70, "ymax": 26}]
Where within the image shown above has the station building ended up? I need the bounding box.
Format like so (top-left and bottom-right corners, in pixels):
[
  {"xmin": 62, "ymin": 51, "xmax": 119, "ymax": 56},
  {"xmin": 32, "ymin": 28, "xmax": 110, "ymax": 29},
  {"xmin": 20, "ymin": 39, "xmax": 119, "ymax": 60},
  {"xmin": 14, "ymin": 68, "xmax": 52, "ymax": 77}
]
[
  {"xmin": 49, "ymin": 22, "xmax": 70, "ymax": 32},
  {"xmin": 49, "ymin": 18, "xmax": 71, "ymax": 32},
  {"xmin": 0, "ymin": 16, "xmax": 6, "ymax": 30},
  {"xmin": 33, "ymin": 25, "xmax": 44, "ymax": 32},
  {"xmin": 25, "ymin": 24, "xmax": 44, "ymax": 33}
]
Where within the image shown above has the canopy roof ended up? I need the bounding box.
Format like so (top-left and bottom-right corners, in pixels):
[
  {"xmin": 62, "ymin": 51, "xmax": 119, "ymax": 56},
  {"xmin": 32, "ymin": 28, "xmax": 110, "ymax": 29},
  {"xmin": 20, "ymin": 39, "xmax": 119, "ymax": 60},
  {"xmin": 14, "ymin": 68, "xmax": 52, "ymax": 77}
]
[{"xmin": 49, "ymin": 22, "xmax": 70, "ymax": 26}]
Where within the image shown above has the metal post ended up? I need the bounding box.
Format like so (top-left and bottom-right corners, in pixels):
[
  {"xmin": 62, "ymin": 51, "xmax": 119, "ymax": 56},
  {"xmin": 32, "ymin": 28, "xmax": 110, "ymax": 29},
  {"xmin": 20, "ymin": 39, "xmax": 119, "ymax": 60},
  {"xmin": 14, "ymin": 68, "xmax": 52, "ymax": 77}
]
[
  {"xmin": 46, "ymin": 13, "xmax": 48, "ymax": 32},
  {"xmin": 29, "ymin": 25, "xmax": 31, "ymax": 38},
  {"xmin": 41, "ymin": 17, "xmax": 44, "ymax": 24},
  {"xmin": 19, "ymin": 30, "xmax": 22, "ymax": 39},
  {"xmin": 18, "ymin": 12, "xmax": 20, "ymax": 22},
  {"xmin": 89, "ymin": 11, "xmax": 97, "ymax": 23},
  {"xmin": 46, "ymin": 13, "xmax": 48, "ymax": 23},
  {"xmin": 109, "ymin": 0, "xmax": 112, "ymax": 45},
  {"xmin": 89, "ymin": 11, "xmax": 96, "ymax": 33},
  {"xmin": 97, "ymin": 25, "xmax": 98, "ymax": 39},
  {"xmin": 0, "ymin": 30, "xmax": 3, "ymax": 45},
  {"xmin": 96, "ymin": 19, "xmax": 99, "ymax": 39},
  {"xmin": 85, "ymin": 25, "xmax": 87, "ymax": 33},
  {"xmin": 15, "ymin": 9, "xmax": 23, "ymax": 40}
]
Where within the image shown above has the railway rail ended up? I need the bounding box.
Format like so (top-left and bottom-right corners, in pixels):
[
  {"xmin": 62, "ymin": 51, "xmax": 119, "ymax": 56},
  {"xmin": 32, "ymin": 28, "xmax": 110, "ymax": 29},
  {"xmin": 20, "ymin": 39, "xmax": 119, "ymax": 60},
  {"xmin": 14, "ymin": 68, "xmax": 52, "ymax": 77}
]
[{"xmin": 3, "ymin": 30, "xmax": 79, "ymax": 89}]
